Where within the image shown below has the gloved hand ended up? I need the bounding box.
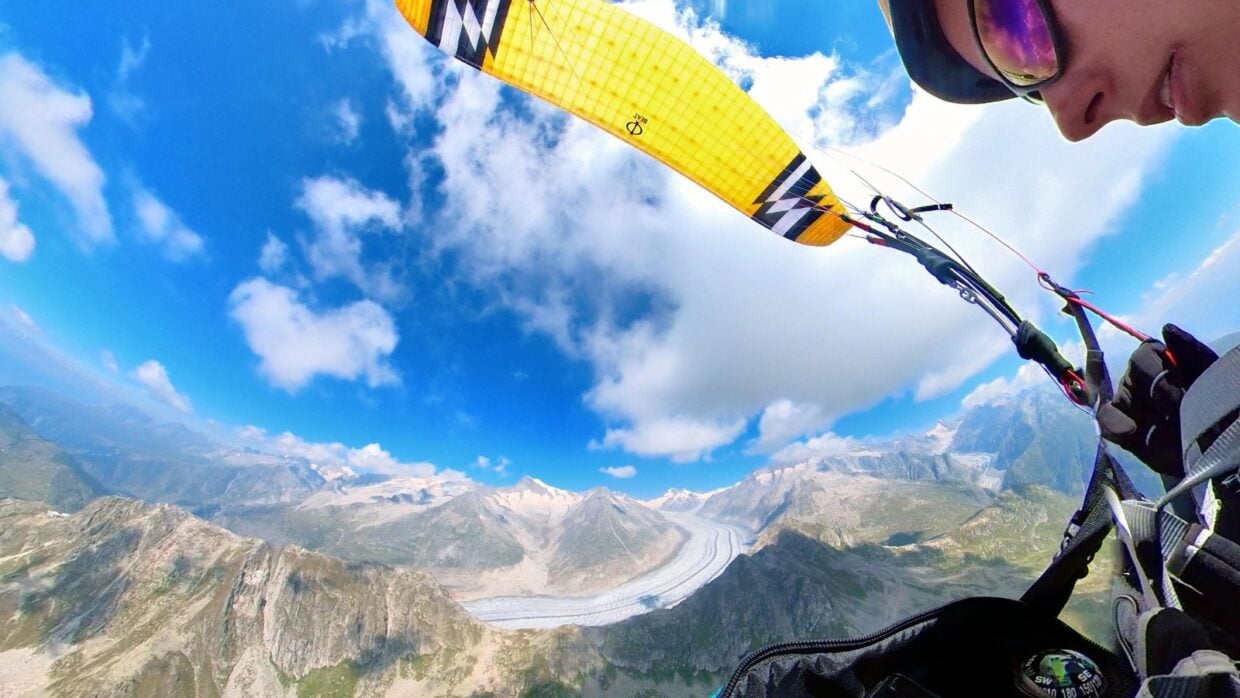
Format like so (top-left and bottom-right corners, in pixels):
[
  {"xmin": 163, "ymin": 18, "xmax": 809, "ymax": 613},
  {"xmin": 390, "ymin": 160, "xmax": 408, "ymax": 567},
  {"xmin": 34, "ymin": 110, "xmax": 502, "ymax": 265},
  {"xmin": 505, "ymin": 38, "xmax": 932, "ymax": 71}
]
[{"xmin": 1097, "ymin": 324, "xmax": 1218, "ymax": 477}]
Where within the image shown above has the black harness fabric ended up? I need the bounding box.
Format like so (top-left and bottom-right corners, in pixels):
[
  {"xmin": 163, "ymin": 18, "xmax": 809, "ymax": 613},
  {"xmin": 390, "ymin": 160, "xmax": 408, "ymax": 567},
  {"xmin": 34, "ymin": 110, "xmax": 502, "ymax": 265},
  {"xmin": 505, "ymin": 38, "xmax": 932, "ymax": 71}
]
[
  {"xmin": 1022, "ymin": 444, "xmax": 1143, "ymax": 616},
  {"xmin": 723, "ymin": 597, "xmax": 1137, "ymax": 698}
]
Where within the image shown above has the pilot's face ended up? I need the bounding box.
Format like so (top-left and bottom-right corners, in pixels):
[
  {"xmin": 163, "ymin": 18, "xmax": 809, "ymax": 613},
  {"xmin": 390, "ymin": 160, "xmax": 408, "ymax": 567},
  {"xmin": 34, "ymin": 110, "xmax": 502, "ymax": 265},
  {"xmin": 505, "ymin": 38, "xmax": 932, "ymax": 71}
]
[{"xmin": 934, "ymin": 0, "xmax": 1240, "ymax": 140}]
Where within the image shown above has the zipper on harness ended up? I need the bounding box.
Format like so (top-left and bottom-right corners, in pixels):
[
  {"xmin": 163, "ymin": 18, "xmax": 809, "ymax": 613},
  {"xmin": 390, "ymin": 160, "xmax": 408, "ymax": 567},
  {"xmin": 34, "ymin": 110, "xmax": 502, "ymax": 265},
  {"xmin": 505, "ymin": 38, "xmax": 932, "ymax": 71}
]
[
  {"xmin": 718, "ymin": 599, "xmax": 960, "ymax": 697},
  {"xmin": 717, "ymin": 597, "xmax": 1117, "ymax": 698}
]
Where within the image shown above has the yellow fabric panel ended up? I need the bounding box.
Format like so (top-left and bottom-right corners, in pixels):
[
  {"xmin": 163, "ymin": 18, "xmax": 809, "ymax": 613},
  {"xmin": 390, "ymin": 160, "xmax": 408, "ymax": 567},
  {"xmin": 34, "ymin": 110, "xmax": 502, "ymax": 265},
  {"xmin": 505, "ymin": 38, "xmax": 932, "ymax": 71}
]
[
  {"xmin": 395, "ymin": 0, "xmax": 851, "ymax": 246},
  {"xmin": 395, "ymin": 0, "xmax": 434, "ymax": 35}
]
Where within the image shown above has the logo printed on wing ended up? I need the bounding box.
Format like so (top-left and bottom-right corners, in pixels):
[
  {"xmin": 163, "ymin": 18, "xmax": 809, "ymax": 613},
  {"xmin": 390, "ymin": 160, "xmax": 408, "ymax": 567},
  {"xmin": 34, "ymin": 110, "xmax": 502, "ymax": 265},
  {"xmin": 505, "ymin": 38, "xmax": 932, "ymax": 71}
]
[
  {"xmin": 427, "ymin": 0, "xmax": 514, "ymax": 68},
  {"xmin": 751, "ymin": 153, "xmax": 828, "ymax": 241}
]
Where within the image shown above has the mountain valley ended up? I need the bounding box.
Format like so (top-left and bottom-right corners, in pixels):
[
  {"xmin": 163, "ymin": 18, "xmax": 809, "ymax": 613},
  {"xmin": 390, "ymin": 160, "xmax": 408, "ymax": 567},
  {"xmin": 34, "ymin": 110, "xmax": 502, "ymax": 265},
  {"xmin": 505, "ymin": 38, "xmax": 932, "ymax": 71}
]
[{"xmin": 0, "ymin": 384, "xmax": 1128, "ymax": 696}]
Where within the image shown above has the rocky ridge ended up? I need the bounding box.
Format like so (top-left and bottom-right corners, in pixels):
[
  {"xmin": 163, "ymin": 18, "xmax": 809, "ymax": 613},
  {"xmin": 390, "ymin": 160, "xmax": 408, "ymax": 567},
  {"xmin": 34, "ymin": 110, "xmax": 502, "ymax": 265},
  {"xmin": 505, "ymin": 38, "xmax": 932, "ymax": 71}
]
[
  {"xmin": 0, "ymin": 497, "xmax": 615, "ymax": 696},
  {"xmin": 0, "ymin": 404, "xmax": 105, "ymax": 513},
  {"xmin": 213, "ymin": 476, "xmax": 688, "ymax": 600},
  {"xmin": 0, "ymin": 386, "xmax": 325, "ymax": 509}
]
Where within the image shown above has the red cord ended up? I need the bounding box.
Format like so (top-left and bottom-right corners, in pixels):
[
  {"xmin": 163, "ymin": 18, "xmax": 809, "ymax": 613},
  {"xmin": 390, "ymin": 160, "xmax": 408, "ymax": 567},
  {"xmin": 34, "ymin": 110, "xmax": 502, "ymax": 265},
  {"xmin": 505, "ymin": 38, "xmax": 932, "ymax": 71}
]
[{"xmin": 1061, "ymin": 295, "xmax": 1152, "ymax": 343}]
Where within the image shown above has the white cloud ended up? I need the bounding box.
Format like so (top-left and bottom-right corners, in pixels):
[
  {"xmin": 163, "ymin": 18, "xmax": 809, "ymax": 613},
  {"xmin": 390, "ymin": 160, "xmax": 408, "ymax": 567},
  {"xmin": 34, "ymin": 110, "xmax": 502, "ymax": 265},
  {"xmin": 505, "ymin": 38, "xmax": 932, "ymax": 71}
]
[
  {"xmin": 361, "ymin": 0, "xmax": 1177, "ymax": 461},
  {"xmin": 228, "ymin": 277, "xmax": 399, "ymax": 392},
  {"xmin": 258, "ymin": 231, "xmax": 289, "ymax": 274},
  {"xmin": 349, "ymin": 442, "xmax": 432, "ymax": 477},
  {"xmin": 363, "ymin": 0, "xmax": 440, "ymax": 113},
  {"xmin": 1127, "ymin": 229, "xmax": 1240, "ymax": 346},
  {"xmin": 131, "ymin": 359, "xmax": 193, "ymax": 414},
  {"xmin": 593, "ymin": 416, "xmax": 748, "ymax": 463},
  {"xmin": 100, "ymin": 349, "xmax": 119, "ymax": 373},
  {"xmin": 472, "ymin": 454, "xmax": 511, "ymax": 476},
  {"xmin": 750, "ymin": 399, "xmax": 831, "ymax": 454},
  {"xmin": 319, "ymin": 17, "xmax": 369, "ymax": 53},
  {"xmin": 9, "ymin": 304, "xmax": 39, "ymax": 334},
  {"xmin": 298, "ymin": 174, "xmax": 400, "ymax": 235},
  {"xmin": 235, "ymin": 425, "xmax": 266, "ymax": 441},
  {"xmin": 961, "ymin": 362, "xmax": 1047, "ymax": 409},
  {"xmin": 0, "ymin": 304, "xmax": 176, "ymax": 412},
  {"xmin": 770, "ymin": 431, "xmax": 859, "ymax": 466},
  {"xmin": 332, "ymin": 99, "xmax": 362, "ymax": 144},
  {"xmin": 239, "ymin": 425, "xmax": 453, "ymax": 479},
  {"xmin": 600, "ymin": 465, "xmax": 637, "ymax": 479},
  {"xmin": 0, "ymin": 177, "xmax": 34, "ymax": 262},
  {"xmin": 0, "ymin": 52, "xmax": 112, "ymax": 244},
  {"xmin": 385, "ymin": 99, "xmax": 414, "ymax": 135},
  {"xmin": 296, "ymin": 175, "xmax": 404, "ymax": 300},
  {"xmin": 133, "ymin": 187, "xmax": 205, "ymax": 261},
  {"xmin": 110, "ymin": 36, "xmax": 150, "ymax": 123},
  {"xmin": 117, "ymin": 36, "xmax": 150, "ymax": 82}
]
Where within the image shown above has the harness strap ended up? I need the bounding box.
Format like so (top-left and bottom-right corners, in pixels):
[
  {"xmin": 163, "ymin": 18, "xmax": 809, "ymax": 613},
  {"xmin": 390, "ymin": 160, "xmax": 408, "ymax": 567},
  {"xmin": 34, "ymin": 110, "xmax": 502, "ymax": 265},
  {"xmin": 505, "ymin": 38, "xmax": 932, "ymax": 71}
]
[
  {"xmin": 1122, "ymin": 499, "xmax": 1192, "ymax": 609},
  {"xmin": 1161, "ymin": 421, "xmax": 1240, "ymax": 529},
  {"xmin": 1178, "ymin": 346, "xmax": 1240, "ymax": 528},
  {"xmin": 1021, "ymin": 444, "xmax": 1142, "ymax": 615},
  {"xmin": 1181, "ymin": 346, "xmax": 1240, "ymax": 460}
]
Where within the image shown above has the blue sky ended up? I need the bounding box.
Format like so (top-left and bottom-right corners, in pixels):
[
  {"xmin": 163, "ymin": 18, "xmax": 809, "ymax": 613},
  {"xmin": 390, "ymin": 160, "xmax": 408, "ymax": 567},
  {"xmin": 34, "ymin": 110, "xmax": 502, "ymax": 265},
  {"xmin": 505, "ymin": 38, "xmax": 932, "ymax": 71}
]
[{"xmin": 0, "ymin": 0, "xmax": 1237, "ymax": 497}]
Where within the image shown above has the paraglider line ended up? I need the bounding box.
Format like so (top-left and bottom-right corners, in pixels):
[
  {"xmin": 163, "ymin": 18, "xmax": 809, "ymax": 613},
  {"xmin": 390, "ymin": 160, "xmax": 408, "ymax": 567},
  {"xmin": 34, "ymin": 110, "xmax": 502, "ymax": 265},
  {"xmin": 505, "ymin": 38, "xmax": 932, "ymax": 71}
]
[
  {"xmin": 1065, "ymin": 296, "xmax": 1151, "ymax": 343},
  {"xmin": 1036, "ymin": 272, "xmax": 1153, "ymax": 343},
  {"xmin": 528, "ymin": 1, "xmax": 584, "ymax": 88},
  {"xmin": 822, "ymin": 144, "xmax": 1047, "ymax": 276},
  {"xmin": 813, "ymin": 146, "xmax": 963, "ymax": 261},
  {"xmin": 527, "ymin": 1, "xmax": 538, "ymax": 55}
]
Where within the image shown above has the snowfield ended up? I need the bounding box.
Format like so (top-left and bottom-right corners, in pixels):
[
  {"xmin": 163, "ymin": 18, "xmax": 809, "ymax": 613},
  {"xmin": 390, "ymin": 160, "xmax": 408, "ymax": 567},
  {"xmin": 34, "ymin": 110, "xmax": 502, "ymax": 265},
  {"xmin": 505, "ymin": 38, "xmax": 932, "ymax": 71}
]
[{"xmin": 461, "ymin": 513, "xmax": 749, "ymax": 629}]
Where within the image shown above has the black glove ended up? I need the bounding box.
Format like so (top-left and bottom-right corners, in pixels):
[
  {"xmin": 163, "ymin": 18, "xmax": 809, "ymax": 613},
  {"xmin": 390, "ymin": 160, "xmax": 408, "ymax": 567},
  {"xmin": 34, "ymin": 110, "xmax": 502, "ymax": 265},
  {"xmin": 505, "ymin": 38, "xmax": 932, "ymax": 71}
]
[{"xmin": 1097, "ymin": 324, "xmax": 1218, "ymax": 477}]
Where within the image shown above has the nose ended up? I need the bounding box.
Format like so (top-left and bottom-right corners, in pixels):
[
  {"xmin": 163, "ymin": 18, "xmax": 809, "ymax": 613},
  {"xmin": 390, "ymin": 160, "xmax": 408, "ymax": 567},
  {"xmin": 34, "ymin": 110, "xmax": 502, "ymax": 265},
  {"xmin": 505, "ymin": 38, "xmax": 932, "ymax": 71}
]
[{"xmin": 1041, "ymin": 79, "xmax": 1112, "ymax": 142}]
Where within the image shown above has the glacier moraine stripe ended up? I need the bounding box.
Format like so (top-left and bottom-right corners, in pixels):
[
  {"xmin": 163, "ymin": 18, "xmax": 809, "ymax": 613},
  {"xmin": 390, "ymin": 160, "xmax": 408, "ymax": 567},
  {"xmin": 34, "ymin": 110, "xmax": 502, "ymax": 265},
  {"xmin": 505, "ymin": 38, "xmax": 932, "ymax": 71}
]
[
  {"xmin": 751, "ymin": 153, "xmax": 827, "ymax": 241},
  {"xmin": 427, "ymin": 0, "xmax": 514, "ymax": 69}
]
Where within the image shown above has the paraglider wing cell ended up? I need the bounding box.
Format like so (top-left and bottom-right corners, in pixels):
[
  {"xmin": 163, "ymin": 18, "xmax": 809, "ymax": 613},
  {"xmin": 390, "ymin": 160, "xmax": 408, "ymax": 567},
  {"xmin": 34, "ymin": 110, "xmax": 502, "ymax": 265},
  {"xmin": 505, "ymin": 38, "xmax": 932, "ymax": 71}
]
[{"xmin": 396, "ymin": 0, "xmax": 852, "ymax": 245}]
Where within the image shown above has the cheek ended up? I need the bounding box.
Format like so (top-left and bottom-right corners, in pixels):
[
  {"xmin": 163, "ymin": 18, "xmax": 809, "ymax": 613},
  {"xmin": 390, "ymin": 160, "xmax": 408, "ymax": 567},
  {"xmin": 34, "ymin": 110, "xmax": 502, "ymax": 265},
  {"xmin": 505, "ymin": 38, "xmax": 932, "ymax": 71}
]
[
  {"xmin": 1199, "ymin": 6, "xmax": 1240, "ymax": 107},
  {"xmin": 1055, "ymin": 0, "xmax": 1170, "ymax": 87},
  {"xmin": 1060, "ymin": 2, "xmax": 1154, "ymax": 64}
]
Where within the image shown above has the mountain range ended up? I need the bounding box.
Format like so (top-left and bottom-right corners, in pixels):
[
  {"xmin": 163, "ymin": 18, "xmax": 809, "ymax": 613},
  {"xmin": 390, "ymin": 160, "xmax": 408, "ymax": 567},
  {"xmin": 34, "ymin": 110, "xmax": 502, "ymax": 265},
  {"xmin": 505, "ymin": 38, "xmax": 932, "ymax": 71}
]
[
  {"xmin": 0, "ymin": 484, "xmax": 1113, "ymax": 696},
  {"xmin": 0, "ymin": 386, "xmax": 326, "ymax": 508},
  {"xmin": 0, "ymin": 383, "xmax": 1129, "ymax": 695},
  {"xmin": 0, "ymin": 403, "xmax": 105, "ymax": 513},
  {"xmin": 212, "ymin": 475, "xmax": 686, "ymax": 599}
]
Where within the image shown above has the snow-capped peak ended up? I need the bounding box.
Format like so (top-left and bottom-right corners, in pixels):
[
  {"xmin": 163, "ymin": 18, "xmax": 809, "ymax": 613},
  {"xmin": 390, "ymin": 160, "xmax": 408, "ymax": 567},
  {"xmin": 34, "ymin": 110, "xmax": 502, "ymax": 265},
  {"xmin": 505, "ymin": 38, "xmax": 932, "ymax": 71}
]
[
  {"xmin": 308, "ymin": 461, "xmax": 357, "ymax": 481},
  {"xmin": 492, "ymin": 476, "xmax": 581, "ymax": 516},
  {"xmin": 646, "ymin": 486, "xmax": 727, "ymax": 513},
  {"xmin": 297, "ymin": 474, "xmax": 473, "ymax": 510},
  {"xmin": 924, "ymin": 421, "xmax": 958, "ymax": 455}
]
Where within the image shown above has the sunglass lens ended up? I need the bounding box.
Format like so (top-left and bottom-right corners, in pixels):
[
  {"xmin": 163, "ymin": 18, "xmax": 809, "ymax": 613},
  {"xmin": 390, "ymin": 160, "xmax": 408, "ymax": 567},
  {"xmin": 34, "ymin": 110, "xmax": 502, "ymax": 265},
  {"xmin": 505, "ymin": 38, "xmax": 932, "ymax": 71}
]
[{"xmin": 974, "ymin": 0, "xmax": 1059, "ymax": 87}]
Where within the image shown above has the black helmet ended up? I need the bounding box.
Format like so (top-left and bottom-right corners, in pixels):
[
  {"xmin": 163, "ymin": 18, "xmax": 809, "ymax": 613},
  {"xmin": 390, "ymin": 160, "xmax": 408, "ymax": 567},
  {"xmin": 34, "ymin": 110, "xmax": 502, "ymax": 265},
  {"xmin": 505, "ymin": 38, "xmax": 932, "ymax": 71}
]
[{"xmin": 878, "ymin": 0, "xmax": 1015, "ymax": 104}]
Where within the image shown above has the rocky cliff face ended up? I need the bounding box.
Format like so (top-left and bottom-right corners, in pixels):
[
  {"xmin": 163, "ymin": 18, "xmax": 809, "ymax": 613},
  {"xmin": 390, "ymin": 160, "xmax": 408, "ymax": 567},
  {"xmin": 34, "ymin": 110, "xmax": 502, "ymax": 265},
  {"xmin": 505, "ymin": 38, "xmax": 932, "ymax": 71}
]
[
  {"xmin": 951, "ymin": 390, "xmax": 1097, "ymax": 493},
  {"xmin": 548, "ymin": 489, "xmax": 684, "ymax": 593},
  {"xmin": 0, "ymin": 488, "xmax": 1115, "ymax": 697},
  {"xmin": 217, "ymin": 477, "xmax": 687, "ymax": 600},
  {"xmin": 0, "ymin": 497, "xmax": 611, "ymax": 697},
  {"xmin": 687, "ymin": 388, "xmax": 1163, "ymax": 545},
  {"xmin": 698, "ymin": 466, "xmax": 989, "ymax": 544},
  {"xmin": 0, "ymin": 382, "xmax": 1132, "ymax": 696}
]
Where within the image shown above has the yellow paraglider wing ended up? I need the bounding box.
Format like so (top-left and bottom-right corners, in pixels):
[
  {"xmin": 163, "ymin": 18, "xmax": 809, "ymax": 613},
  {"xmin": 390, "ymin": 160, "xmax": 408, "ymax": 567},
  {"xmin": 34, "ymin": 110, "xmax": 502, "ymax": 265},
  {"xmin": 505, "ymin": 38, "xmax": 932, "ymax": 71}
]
[{"xmin": 394, "ymin": 0, "xmax": 851, "ymax": 246}]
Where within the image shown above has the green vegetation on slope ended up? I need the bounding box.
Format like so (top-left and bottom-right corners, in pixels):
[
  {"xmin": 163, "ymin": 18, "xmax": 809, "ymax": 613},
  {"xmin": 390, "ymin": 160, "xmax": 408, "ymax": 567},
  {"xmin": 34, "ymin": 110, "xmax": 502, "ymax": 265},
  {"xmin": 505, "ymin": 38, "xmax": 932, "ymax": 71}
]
[{"xmin": 297, "ymin": 661, "xmax": 360, "ymax": 698}]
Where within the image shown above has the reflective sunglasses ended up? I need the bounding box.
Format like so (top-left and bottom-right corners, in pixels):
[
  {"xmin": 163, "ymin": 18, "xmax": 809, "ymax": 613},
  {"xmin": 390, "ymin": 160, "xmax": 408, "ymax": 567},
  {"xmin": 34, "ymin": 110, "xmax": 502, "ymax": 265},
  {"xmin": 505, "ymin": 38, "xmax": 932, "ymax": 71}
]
[{"xmin": 968, "ymin": 0, "xmax": 1067, "ymax": 102}]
